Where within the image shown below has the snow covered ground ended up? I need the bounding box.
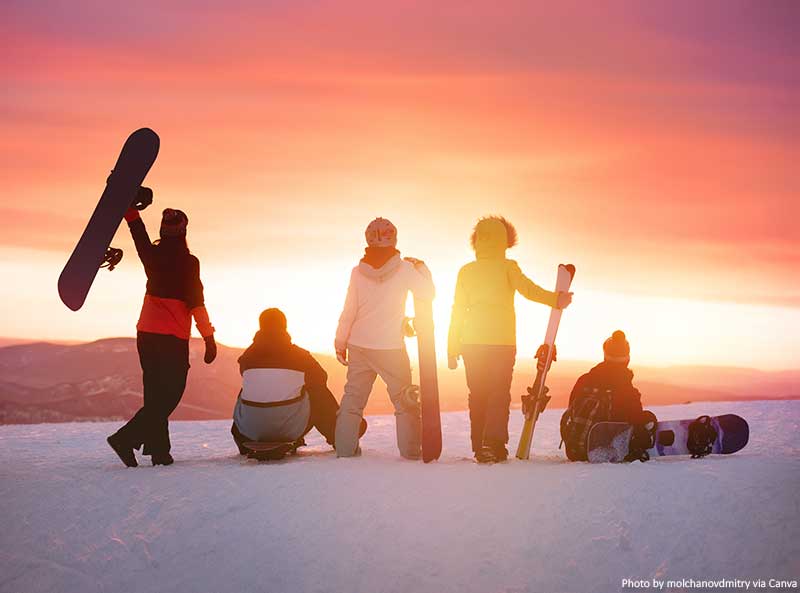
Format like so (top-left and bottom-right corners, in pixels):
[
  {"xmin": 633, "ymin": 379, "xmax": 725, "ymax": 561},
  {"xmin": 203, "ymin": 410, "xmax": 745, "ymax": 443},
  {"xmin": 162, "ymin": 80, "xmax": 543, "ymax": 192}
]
[{"xmin": 1, "ymin": 400, "xmax": 798, "ymax": 593}]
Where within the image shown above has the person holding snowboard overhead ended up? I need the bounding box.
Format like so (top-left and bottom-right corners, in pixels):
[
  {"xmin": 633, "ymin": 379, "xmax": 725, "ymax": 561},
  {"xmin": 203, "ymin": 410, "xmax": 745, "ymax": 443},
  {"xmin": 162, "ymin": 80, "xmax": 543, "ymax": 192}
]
[
  {"xmin": 231, "ymin": 308, "xmax": 366, "ymax": 454},
  {"xmin": 447, "ymin": 216, "xmax": 572, "ymax": 463},
  {"xmin": 560, "ymin": 330, "xmax": 656, "ymax": 461},
  {"xmin": 334, "ymin": 217, "xmax": 435, "ymax": 459},
  {"xmin": 107, "ymin": 206, "xmax": 216, "ymax": 467}
]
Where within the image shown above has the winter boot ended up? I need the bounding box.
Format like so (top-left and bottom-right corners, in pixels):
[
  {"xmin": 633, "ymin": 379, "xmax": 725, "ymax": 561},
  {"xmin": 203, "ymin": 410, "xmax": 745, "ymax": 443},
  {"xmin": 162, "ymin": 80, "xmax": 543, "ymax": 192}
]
[
  {"xmin": 151, "ymin": 452, "xmax": 174, "ymax": 466},
  {"xmin": 489, "ymin": 444, "xmax": 509, "ymax": 462},
  {"xmin": 474, "ymin": 446, "xmax": 497, "ymax": 464},
  {"xmin": 107, "ymin": 434, "xmax": 138, "ymax": 468}
]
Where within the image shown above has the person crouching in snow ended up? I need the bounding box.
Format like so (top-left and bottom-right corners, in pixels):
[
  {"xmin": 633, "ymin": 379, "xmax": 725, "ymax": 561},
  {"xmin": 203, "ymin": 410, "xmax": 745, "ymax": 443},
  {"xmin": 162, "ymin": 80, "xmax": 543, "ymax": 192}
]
[
  {"xmin": 334, "ymin": 217, "xmax": 435, "ymax": 459},
  {"xmin": 447, "ymin": 216, "xmax": 572, "ymax": 463},
  {"xmin": 231, "ymin": 308, "xmax": 366, "ymax": 454},
  {"xmin": 560, "ymin": 330, "xmax": 656, "ymax": 461},
  {"xmin": 107, "ymin": 207, "xmax": 217, "ymax": 467}
]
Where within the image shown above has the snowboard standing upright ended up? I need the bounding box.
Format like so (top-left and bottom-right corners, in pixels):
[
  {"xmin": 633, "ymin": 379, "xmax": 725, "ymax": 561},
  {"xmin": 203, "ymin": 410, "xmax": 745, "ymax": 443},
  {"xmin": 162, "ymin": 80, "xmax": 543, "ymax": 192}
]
[
  {"xmin": 516, "ymin": 263, "xmax": 575, "ymax": 460},
  {"xmin": 414, "ymin": 296, "xmax": 442, "ymax": 463},
  {"xmin": 58, "ymin": 128, "xmax": 160, "ymax": 311},
  {"xmin": 587, "ymin": 414, "xmax": 749, "ymax": 463}
]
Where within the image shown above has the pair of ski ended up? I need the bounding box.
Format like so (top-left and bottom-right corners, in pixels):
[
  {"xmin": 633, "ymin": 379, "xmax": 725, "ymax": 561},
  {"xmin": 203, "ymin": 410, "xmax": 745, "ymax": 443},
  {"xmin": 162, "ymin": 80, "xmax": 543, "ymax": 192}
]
[{"xmin": 57, "ymin": 128, "xmax": 444, "ymax": 464}]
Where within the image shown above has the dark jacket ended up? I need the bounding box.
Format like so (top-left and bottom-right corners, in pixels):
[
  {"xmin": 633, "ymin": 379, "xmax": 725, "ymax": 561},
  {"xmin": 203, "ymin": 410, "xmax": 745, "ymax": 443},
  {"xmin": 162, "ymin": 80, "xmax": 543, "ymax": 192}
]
[
  {"xmin": 569, "ymin": 361, "xmax": 645, "ymax": 424},
  {"xmin": 238, "ymin": 330, "xmax": 328, "ymax": 387},
  {"xmin": 127, "ymin": 215, "xmax": 213, "ymax": 339}
]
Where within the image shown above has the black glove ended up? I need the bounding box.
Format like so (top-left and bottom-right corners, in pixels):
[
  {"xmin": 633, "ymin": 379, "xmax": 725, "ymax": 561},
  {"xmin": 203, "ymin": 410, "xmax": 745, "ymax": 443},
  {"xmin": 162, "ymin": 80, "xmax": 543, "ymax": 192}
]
[
  {"xmin": 133, "ymin": 187, "xmax": 153, "ymax": 210},
  {"xmin": 204, "ymin": 335, "xmax": 217, "ymax": 364},
  {"xmin": 535, "ymin": 344, "xmax": 557, "ymax": 372}
]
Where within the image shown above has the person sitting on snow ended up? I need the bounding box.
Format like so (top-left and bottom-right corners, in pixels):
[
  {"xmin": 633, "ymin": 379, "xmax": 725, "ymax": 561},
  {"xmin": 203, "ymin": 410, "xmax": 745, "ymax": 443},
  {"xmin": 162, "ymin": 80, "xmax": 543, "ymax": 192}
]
[
  {"xmin": 560, "ymin": 330, "xmax": 656, "ymax": 461},
  {"xmin": 231, "ymin": 308, "xmax": 365, "ymax": 454}
]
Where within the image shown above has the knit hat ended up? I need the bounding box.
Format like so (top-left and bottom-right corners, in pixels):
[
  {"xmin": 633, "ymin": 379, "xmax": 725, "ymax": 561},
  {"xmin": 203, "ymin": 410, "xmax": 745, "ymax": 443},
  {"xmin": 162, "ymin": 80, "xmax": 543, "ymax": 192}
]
[
  {"xmin": 160, "ymin": 208, "xmax": 188, "ymax": 237},
  {"xmin": 259, "ymin": 308, "xmax": 287, "ymax": 333},
  {"xmin": 365, "ymin": 217, "xmax": 397, "ymax": 247},
  {"xmin": 603, "ymin": 330, "xmax": 630, "ymax": 363}
]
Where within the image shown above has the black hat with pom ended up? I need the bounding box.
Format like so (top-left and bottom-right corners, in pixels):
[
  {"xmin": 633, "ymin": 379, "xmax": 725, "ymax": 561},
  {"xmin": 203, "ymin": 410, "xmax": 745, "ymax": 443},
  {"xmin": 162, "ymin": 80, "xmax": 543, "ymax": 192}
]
[{"xmin": 603, "ymin": 330, "xmax": 630, "ymax": 363}]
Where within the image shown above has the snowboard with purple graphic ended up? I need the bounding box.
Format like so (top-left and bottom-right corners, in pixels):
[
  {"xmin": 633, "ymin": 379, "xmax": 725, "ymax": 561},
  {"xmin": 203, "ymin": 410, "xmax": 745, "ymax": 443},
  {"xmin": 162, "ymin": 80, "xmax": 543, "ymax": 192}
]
[{"xmin": 587, "ymin": 414, "xmax": 749, "ymax": 463}]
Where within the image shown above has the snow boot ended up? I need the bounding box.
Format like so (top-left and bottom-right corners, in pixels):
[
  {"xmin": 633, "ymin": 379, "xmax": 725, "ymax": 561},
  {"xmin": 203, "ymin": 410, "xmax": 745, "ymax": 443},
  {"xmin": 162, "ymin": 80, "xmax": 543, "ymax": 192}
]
[
  {"xmin": 107, "ymin": 434, "xmax": 138, "ymax": 468},
  {"xmin": 151, "ymin": 452, "xmax": 174, "ymax": 466},
  {"xmin": 490, "ymin": 444, "xmax": 509, "ymax": 462},
  {"xmin": 474, "ymin": 446, "xmax": 496, "ymax": 464}
]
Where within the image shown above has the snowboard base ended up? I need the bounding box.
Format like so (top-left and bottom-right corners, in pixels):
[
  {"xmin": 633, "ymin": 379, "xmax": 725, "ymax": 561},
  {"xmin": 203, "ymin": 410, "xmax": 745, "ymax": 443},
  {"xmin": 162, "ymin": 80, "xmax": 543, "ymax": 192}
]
[
  {"xmin": 58, "ymin": 128, "xmax": 159, "ymax": 311},
  {"xmin": 413, "ymin": 296, "xmax": 442, "ymax": 463}
]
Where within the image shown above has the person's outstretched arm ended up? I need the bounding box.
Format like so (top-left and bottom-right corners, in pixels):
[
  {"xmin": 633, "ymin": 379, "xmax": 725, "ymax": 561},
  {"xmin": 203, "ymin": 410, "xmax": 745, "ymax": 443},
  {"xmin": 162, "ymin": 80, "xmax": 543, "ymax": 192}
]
[
  {"xmin": 508, "ymin": 261, "xmax": 559, "ymax": 307},
  {"xmin": 334, "ymin": 269, "xmax": 359, "ymax": 364},
  {"xmin": 124, "ymin": 208, "xmax": 155, "ymax": 269},
  {"xmin": 447, "ymin": 268, "xmax": 467, "ymax": 368}
]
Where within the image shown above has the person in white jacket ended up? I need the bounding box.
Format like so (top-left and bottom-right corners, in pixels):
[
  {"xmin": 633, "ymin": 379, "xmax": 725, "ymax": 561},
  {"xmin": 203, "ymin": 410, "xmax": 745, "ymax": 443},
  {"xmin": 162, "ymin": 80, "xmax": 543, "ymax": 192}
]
[{"xmin": 334, "ymin": 217, "xmax": 435, "ymax": 459}]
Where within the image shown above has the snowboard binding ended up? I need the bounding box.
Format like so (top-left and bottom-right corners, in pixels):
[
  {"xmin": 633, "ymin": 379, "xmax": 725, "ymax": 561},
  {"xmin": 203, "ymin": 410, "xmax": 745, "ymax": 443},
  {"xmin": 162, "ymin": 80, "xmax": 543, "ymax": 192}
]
[
  {"xmin": 624, "ymin": 412, "xmax": 658, "ymax": 463},
  {"xmin": 398, "ymin": 384, "xmax": 422, "ymax": 415},
  {"xmin": 521, "ymin": 384, "xmax": 550, "ymax": 416},
  {"xmin": 687, "ymin": 415, "xmax": 718, "ymax": 458},
  {"xmin": 521, "ymin": 343, "xmax": 556, "ymax": 416},
  {"xmin": 100, "ymin": 247, "xmax": 123, "ymax": 271}
]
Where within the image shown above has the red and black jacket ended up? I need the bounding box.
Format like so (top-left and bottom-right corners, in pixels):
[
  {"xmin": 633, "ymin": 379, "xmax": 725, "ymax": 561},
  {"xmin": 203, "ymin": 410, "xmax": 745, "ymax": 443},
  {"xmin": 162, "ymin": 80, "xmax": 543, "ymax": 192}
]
[{"xmin": 126, "ymin": 211, "xmax": 214, "ymax": 340}]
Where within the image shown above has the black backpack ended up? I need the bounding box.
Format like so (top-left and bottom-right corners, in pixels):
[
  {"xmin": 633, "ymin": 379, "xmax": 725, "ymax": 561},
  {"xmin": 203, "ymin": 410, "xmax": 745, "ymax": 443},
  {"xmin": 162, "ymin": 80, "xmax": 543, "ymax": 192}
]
[{"xmin": 560, "ymin": 386, "xmax": 614, "ymax": 461}]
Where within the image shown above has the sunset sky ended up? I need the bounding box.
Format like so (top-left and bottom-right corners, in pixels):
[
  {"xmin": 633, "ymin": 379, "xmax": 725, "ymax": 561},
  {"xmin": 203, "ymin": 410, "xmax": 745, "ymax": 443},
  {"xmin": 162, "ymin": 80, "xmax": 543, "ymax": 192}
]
[{"xmin": 2, "ymin": 1, "xmax": 798, "ymax": 369}]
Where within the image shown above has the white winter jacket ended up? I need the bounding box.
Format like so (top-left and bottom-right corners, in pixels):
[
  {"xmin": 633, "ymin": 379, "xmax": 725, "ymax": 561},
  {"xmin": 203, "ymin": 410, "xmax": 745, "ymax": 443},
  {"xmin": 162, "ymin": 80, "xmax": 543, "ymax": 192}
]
[{"xmin": 335, "ymin": 254, "xmax": 435, "ymax": 351}]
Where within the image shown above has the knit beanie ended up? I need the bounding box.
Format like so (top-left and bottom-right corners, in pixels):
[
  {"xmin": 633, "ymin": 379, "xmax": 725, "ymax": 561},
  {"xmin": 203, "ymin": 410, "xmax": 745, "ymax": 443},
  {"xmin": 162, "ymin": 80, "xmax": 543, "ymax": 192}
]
[
  {"xmin": 603, "ymin": 330, "xmax": 630, "ymax": 363},
  {"xmin": 365, "ymin": 217, "xmax": 397, "ymax": 247},
  {"xmin": 259, "ymin": 308, "xmax": 288, "ymax": 333},
  {"xmin": 160, "ymin": 208, "xmax": 188, "ymax": 237}
]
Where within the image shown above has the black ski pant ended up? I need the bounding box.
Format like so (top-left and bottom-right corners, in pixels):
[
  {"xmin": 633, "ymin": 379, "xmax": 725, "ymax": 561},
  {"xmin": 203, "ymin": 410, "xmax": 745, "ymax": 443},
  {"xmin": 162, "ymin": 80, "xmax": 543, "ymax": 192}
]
[
  {"xmin": 114, "ymin": 332, "xmax": 189, "ymax": 456},
  {"xmin": 462, "ymin": 345, "xmax": 516, "ymax": 453},
  {"xmin": 231, "ymin": 383, "xmax": 340, "ymax": 453}
]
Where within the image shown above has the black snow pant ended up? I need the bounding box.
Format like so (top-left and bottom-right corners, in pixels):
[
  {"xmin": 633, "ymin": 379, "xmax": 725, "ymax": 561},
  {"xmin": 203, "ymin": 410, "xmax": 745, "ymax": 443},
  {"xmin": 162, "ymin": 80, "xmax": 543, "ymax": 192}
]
[
  {"xmin": 114, "ymin": 332, "xmax": 190, "ymax": 456},
  {"xmin": 230, "ymin": 383, "xmax": 340, "ymax": 453},
  {"xmin": 462, "ymin": 344, "xmax": 516, "ymax": 453}
]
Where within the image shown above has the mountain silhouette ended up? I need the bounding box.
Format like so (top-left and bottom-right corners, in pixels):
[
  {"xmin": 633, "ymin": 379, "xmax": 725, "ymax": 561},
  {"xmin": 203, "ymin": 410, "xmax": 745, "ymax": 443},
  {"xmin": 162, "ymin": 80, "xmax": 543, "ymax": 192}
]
[{"xmin": 0, "ymin": 338, "xmax": 796, "ymax": 424}]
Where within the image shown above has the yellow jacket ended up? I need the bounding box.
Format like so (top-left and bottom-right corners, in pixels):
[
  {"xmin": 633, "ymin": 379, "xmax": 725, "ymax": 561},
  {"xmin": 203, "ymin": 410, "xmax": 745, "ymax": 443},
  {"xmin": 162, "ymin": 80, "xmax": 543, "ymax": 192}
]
[{"xmin": 448, "ymin": 218, "xmax": 557, "ymax": 356}]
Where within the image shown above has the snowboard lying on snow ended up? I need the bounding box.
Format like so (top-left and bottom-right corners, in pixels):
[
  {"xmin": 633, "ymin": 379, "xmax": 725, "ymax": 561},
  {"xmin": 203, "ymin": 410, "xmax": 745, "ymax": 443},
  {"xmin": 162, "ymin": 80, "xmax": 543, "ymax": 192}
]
[{"xmin": 587, "ymin": 414, "xmax": 749, "ymax": 463}]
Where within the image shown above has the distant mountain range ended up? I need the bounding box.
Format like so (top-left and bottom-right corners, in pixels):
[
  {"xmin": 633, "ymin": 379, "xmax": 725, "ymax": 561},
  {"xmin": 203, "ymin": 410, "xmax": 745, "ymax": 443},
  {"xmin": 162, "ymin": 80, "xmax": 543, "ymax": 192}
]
[{"xmin": 0, "ymin": 337, "xmax": 797, "ymax": 425}]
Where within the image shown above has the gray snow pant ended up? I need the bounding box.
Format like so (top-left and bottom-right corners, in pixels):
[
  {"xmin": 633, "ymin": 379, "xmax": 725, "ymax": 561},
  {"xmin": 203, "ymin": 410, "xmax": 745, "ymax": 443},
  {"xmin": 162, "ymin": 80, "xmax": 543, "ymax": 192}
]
[{"xmin": 335, "ymin": 345, "xmax": 421, "ymax": 459}]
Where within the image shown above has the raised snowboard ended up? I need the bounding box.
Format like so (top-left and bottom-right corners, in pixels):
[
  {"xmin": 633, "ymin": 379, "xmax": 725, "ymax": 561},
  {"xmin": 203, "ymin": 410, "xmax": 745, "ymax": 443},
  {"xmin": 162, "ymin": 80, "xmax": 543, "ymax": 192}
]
[
  {"xmin": 414, "ymin": 296, "xmax": 442, "ymax": 463},
  {"xmin": 243, "ymin": 439, "xmax": 305, "ymax": 461},
  {"xmin": 587, "ymin": 414, "xmax": 749, "ymax": 463},
  {"xmin": 516, "ymin": 263, "xmax": 575, "ymax": 460},
  {"xmin": 58, "ymin": 128, "xmax": 160, "ymax": 311}
]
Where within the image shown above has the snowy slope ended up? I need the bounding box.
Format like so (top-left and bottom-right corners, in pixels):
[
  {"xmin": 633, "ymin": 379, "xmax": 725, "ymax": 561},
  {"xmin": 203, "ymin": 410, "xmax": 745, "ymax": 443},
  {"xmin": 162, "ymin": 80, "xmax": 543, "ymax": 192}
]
[{"xmin": 1, "ymin": 400, "xmax": 798, "ymax": 593}]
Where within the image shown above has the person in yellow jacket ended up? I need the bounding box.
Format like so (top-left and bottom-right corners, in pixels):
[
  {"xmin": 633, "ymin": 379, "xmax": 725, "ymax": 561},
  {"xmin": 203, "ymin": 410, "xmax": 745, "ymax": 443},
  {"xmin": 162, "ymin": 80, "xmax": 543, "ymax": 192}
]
[{"xmin": 448, "ymin": 216, "xmax": 572, "ymax": 463}]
